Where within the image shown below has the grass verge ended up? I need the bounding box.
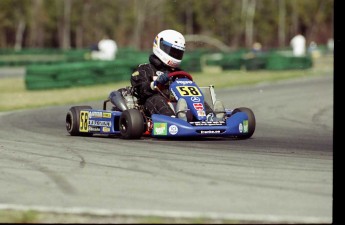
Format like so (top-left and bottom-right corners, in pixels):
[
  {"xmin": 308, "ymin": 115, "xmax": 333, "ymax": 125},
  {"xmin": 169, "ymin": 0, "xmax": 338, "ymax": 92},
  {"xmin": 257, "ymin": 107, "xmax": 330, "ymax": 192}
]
[{"xmin": 0, "ymin": 55, "xmax": 333, "ymax": 112}]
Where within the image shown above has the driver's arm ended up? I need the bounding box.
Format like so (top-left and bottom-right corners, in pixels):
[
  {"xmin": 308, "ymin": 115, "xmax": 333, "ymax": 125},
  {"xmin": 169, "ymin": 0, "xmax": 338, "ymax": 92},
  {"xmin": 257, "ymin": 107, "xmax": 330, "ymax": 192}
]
[{"xmin": 130, "ymin": 64, "xmax": 156, "ymax": 100}]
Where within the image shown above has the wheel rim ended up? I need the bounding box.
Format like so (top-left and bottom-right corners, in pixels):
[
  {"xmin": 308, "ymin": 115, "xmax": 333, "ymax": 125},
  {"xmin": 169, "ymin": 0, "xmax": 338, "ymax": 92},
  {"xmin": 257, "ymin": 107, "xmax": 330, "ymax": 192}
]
[{"xmin": 120, "ymin": 118, "xmax": 128, "ymax": 133}]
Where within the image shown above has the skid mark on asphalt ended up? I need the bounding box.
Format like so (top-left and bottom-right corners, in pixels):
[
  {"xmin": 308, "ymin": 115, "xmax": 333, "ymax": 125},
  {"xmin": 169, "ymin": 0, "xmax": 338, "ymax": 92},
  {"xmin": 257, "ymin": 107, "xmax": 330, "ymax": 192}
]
[{"xmin": 0, "ymin": 151, "xmax": 76, "ymax": 195}]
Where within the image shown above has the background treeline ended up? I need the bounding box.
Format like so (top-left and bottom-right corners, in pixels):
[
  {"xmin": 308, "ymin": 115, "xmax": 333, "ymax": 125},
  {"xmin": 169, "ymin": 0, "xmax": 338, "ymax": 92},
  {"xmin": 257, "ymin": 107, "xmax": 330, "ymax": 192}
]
[{"xmin": 0, "ymin": 0, "xmax": 333, "ymax": 51}]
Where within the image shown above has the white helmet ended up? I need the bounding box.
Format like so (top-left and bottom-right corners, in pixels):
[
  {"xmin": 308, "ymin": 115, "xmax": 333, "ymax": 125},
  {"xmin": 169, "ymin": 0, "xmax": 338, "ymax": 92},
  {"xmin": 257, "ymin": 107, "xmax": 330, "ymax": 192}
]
[{"xmin": 153, "ymin": 29, "xmax": 185, "ymax": 68}]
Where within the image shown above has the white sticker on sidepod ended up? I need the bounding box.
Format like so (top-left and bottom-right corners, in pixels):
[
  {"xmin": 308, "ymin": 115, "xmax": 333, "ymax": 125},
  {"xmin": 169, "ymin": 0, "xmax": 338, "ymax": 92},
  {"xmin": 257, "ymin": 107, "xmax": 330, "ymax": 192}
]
[
  {"xmin": 169, "ymin": 125, "xmax": 178, "ymax": 135},
  {"xmin": 239, "ymin": 123, "xmax": 243, "ymax": 133}
]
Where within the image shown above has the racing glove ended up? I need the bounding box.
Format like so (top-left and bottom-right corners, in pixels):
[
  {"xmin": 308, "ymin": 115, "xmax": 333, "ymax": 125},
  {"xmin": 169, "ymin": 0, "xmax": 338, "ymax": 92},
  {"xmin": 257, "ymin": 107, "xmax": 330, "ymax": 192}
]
[
  {"xmin": 156, "ymin": 72, "xmax": 169, "ymax": 84},
  {"xmin": 150, "ymin": 72, "xmax": 169, "ymax": 90}
]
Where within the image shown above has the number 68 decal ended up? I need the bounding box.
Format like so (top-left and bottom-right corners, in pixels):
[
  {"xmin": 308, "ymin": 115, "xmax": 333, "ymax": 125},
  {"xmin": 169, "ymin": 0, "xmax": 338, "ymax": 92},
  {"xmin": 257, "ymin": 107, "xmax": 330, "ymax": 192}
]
[
  {"xmin": 176, "ymin": 86, "xmax": 201, "ymax": 96},
  {"xmin": 79, "ymin": 111, "xmax": 89, "ymax": 132}
]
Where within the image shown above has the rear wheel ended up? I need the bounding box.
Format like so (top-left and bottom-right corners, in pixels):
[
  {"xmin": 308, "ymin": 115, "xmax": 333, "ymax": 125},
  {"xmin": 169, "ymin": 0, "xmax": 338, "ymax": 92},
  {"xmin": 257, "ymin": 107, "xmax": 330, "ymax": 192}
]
[
  {"xmin": 119, "ymin": 109, "xmax": 145, "ymax": 139},
  {"xmin": 66, "ymin": 106, "xmax": 93, "ymax": 136},
  {"xmin": 232, "ymin": 107, "xmax": 256, "ymax": 139}
]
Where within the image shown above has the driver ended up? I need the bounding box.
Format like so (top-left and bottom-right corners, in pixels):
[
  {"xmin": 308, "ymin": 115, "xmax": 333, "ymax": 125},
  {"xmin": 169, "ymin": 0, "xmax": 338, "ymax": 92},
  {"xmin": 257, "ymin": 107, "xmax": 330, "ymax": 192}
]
[
  {"xmin": 130, "ymin": 29, "xmax": 185, "ymax": 117},
  {"xmin": 109, "ymin": 29, "xmax": 224, "ymax": 121}
]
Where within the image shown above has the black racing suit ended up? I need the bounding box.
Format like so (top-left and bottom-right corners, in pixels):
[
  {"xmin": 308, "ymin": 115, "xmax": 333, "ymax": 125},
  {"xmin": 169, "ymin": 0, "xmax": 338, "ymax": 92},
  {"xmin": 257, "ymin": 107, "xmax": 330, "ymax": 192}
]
[{"xmin": 130, "ymin": 54, "xmax": 179, "ymax": 117}]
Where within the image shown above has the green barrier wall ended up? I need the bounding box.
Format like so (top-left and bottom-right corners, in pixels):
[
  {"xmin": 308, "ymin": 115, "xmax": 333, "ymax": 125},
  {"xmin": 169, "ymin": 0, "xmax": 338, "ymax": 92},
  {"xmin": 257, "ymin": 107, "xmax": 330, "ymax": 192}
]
[
  {"xmin": 25, "ymin": 60, "xmax": 134, "ymax": 90},
  {"xmin": 0, "ymin": 48, "xmax": 89, "ymax": 66},
  {"xmin": 265, "ymin": 52, "xmax": 313, "ymax": 70},
  {"xmin": 22, "ymin": 47, "xmax": 315, "ymax": 90},
  {"xmin": 243, "ymin": 53, "xmax": 268, "ymax": 71}
]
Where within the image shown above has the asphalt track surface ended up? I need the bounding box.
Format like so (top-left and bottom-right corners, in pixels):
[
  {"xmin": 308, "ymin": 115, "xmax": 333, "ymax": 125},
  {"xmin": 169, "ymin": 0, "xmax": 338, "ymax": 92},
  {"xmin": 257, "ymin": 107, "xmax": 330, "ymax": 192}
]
[{"xmin": 0, "ymin": 74, "xmax": 333, "ymax": 223}]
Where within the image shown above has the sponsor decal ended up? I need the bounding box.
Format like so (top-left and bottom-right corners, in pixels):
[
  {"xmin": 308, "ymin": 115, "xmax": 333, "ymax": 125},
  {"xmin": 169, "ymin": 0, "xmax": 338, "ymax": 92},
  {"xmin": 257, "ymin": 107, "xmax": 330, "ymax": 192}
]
[
  {"xmin": 103, "ymin": 112, "xmax": 111, "ymax": 118},
  {"xmin": 132, "ymin": 71, "xmax": 139, "ymax": 76},
  {"xmin": 190, "ymin": 121, "xmax": 225, "ymax": 126},
  {"xmin": 239, "ymin": 123, "xmax": 243, "ymax": 133},
  {"xmin": 169, "ymin": 125, "xmax": 178, "ymax": 135},
  {"xmin": 197, "ymin": 110, "xmax": 206, "ymax": 117},
  {"xmin": 176, "ymin": 80, "xmax": 193, "ymax": 85},
  {"xmin": 89, "ymin": 111, "xmax": 102, "ymax": 118},
  {"xmin": 200, "ymin": 130, "xmax": 221, "ymax": 134},
  {"xmin": 89, "ymin": 126, "xmax": 101, "ymax": 132},
  {"xmin": 193, "ymin": 103, "xmax": 204, "ymax": 110},
  {"xmin": 172, "ymin": 44, "xmax": 185, "ymax": 51},
  {"xmin": 153, "ymin": 36, "xmax": 159, "ymax": 46},
  {"xmin": 156, "ymin": 71, "xmax": 164, "ymax": 76},
  {"xmin": 243, "ymin": 120, "xmax": 248, "ymax": 133},
  {"xmin": 153, "ymin": 123, "xmax": 167, "ymax": 135},
  {"xmin": 191, "ymin": 96, "xmax": 200, "ymax": 102},
  {"xmin": 88, "ymin": 120, "xmax": 111, "ymax": 127},
  {"xmin": 102, "ymin": 127, "xmax": 110, "ymax": 132},
  {"xmin": 167, "ymin": 60, "xmax": 178, "ymax": 67}
]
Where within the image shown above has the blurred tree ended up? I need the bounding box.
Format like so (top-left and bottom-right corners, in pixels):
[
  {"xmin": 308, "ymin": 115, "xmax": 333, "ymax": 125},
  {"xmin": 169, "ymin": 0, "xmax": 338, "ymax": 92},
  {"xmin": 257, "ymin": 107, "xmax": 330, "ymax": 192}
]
[{"xmin": 0, "ymin": 0, "xmax": 334, "ymax": 50}]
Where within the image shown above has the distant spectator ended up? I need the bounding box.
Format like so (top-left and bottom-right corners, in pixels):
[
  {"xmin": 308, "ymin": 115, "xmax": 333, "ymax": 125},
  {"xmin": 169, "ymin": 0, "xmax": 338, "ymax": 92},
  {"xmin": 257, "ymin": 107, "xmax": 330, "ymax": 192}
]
[
  {"xmin": 327, "ymin": 38, "xmax": 334, "ymax": 53},
  {"xmin": 252, "ymin": 42, "xmax": 262, "ymax": 55},
  {"xmin": 244, "ymin": 42, "xmax": 263, "ymax": 60},
  {"xmin": 308, "ymin": 41, "xmax": 321, "ymax": 58},
  {"xmin": 290, "ymin": 33, "xmax": 306, "ymax": 57},
  {"xmin": 91, "ymin": 37, "xmax": 118, "ymax": 61}
]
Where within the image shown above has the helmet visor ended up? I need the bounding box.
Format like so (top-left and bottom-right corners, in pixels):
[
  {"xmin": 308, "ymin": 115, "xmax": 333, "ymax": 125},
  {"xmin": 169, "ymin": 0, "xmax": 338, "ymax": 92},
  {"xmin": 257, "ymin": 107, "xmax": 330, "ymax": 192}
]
[{"xmin": 160, "ymin": 39, "xmax": 184, "ymax": 60}]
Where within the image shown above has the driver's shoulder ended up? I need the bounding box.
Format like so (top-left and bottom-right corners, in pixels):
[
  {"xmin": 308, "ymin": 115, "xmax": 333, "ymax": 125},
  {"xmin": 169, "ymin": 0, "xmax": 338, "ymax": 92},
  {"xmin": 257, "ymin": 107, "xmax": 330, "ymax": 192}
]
[{"xmin": 136, "ymin": 63, "xmax": 156, "ymax": 73}]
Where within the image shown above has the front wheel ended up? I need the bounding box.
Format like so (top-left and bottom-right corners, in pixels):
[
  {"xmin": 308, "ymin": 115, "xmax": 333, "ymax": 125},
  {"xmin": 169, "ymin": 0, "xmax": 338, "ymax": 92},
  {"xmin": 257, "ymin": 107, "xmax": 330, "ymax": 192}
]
[
  {"xmin": 232, "ymin": 107, "xmax": 256, "ymax": 139},
  {"xmin": 119, "ymin": 109, "xmax": 145, "ymax": 139}
]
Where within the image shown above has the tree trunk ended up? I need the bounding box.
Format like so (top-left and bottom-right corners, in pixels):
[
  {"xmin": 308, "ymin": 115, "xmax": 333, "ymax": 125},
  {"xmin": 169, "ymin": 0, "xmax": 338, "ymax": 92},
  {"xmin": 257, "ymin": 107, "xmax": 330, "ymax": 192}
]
[
  {"xmin": 292, "ymin": 0, "xmax": 298, "ymax": 35},
  {"xmin": 186, "ymin": 6, "xmax": 193, "ymax": 34},
  {"xmin": 132, "ymin": 0, "xmax": 146, "ymax": 49},
  {"xmin": 29, "ymin": 0, "xmax": 43, "ymax": 47},
  {"xmin": 245, "ymin": 0, "xmax": 256, "ymax": 48},
  {"xmin": 278, "ymin": 0, "xmax": 286, "ymax": 47},
  {"xmin": 76, "ymin": 1, "xmax": 91, "ymax": 48},
  {"xmin": 62, "ymin": 0, "xmax": 71, "ymax": 50},
  {"xmin": 15, "ymin": 19, "xmax": 26, "ymax": 51}
]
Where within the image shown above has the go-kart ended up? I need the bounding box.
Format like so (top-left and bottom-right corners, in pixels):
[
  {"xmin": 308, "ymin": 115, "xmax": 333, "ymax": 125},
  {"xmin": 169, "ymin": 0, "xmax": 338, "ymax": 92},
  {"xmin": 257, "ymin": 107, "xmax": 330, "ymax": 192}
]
[{"xmin": 66, "ymin": 71, "xmax": 255, "ymax": 139}]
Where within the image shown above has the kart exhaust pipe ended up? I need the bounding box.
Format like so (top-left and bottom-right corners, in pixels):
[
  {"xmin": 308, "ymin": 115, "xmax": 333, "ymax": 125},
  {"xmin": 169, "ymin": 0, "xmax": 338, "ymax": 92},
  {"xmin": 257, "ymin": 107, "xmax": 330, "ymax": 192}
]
[{"xmin": 108, "ymin": 91, "xmax": 128, "ymax": 111}]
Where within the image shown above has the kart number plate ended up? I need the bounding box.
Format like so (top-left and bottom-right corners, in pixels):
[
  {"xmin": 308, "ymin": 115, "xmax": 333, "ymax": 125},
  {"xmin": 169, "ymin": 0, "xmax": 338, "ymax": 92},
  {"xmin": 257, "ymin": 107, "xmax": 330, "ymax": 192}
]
[
  {"xmin": 79, "ymin": 111, "xmax": 89, "ymax": 132},
  {"xmin": 176, "ymin": 86, "xmax": 201, "ymax": 96}
]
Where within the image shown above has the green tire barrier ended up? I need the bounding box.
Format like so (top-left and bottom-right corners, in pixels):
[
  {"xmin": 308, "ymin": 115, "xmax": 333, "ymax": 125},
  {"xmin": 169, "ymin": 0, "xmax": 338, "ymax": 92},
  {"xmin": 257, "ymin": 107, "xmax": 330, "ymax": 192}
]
[
  {"xmin": 220, "ymin": 54, "xmax": 243, "ymax": 70},
  {"xmin": 181, "ymin": 54, "xmax": 202, "ymax": 72},
  {"xmin": 25, "ymin": 60, "xmax": 134, "ymax": 90},
  {"xmin": 265, "ymin": 52, "xmax": 313, "ymax": 70},
  {"xmin": 243, "ymin": 54, "xmax": 268, "ymax": 71},
  {"xmin": 0, "ymin": 48, "xmax": 89, "ymax": 66},
  {"xmin": 20, "ymin": 47, "xmax": 317, "ymax": 90},
  {"xmin": 180, "ymin": 49, "xmax": 211, "ymax": 72}
]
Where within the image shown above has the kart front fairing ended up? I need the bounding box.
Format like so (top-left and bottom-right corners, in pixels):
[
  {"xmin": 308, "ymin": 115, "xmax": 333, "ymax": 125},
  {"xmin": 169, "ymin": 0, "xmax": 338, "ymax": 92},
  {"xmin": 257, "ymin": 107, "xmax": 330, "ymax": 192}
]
[
  {"xmin": 150, "ymin": 112, "xmax": 250, "ymax": 137},
  {"xmin": 150, "ymin": 77, "xmax": 250, "ymax": 137},
  {"xmin": 169, "ymin": 77, "xmax": 208, "ymax": 120}
]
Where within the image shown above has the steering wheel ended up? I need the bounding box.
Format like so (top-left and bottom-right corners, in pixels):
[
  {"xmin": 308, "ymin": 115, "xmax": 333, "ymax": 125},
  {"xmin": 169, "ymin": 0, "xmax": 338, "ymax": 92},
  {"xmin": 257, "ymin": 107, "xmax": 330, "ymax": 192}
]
[
  {"xmin": 154, "ymin": 71, "xmax": 193, "ymax": 101},
  {"xmin": 168, "ymin": 71, "xmax": 193, "ymax": 81}
]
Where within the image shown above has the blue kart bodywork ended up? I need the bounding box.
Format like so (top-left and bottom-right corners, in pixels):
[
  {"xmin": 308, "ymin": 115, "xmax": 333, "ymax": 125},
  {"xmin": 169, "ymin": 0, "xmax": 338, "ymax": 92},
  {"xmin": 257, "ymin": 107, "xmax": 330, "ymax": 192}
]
[
  {"xmin": 73, "ymin": 108, "xmax": 251, "ymax": 138},
  {"xmin": 150, "ymin": 112, "xmax": 250, "ymax": 137},
  {"xmin": 66, "ymin": 71, "xmax": 255, "ymax": 139}
]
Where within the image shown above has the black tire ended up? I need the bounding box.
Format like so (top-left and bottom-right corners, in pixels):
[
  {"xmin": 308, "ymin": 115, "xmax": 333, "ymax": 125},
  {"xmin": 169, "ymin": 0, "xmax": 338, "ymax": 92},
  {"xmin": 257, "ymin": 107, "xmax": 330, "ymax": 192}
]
[
  {"xmin": 119, "ymin": 109, "xmax": 145, "ymax": 139},
  {"xmin": 232, "ymin": 107, "xmax": 256, "ymax": 139},
  {"xmin": 66, "ymin": 106, "xmax": 93, "ymax": 136}
]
